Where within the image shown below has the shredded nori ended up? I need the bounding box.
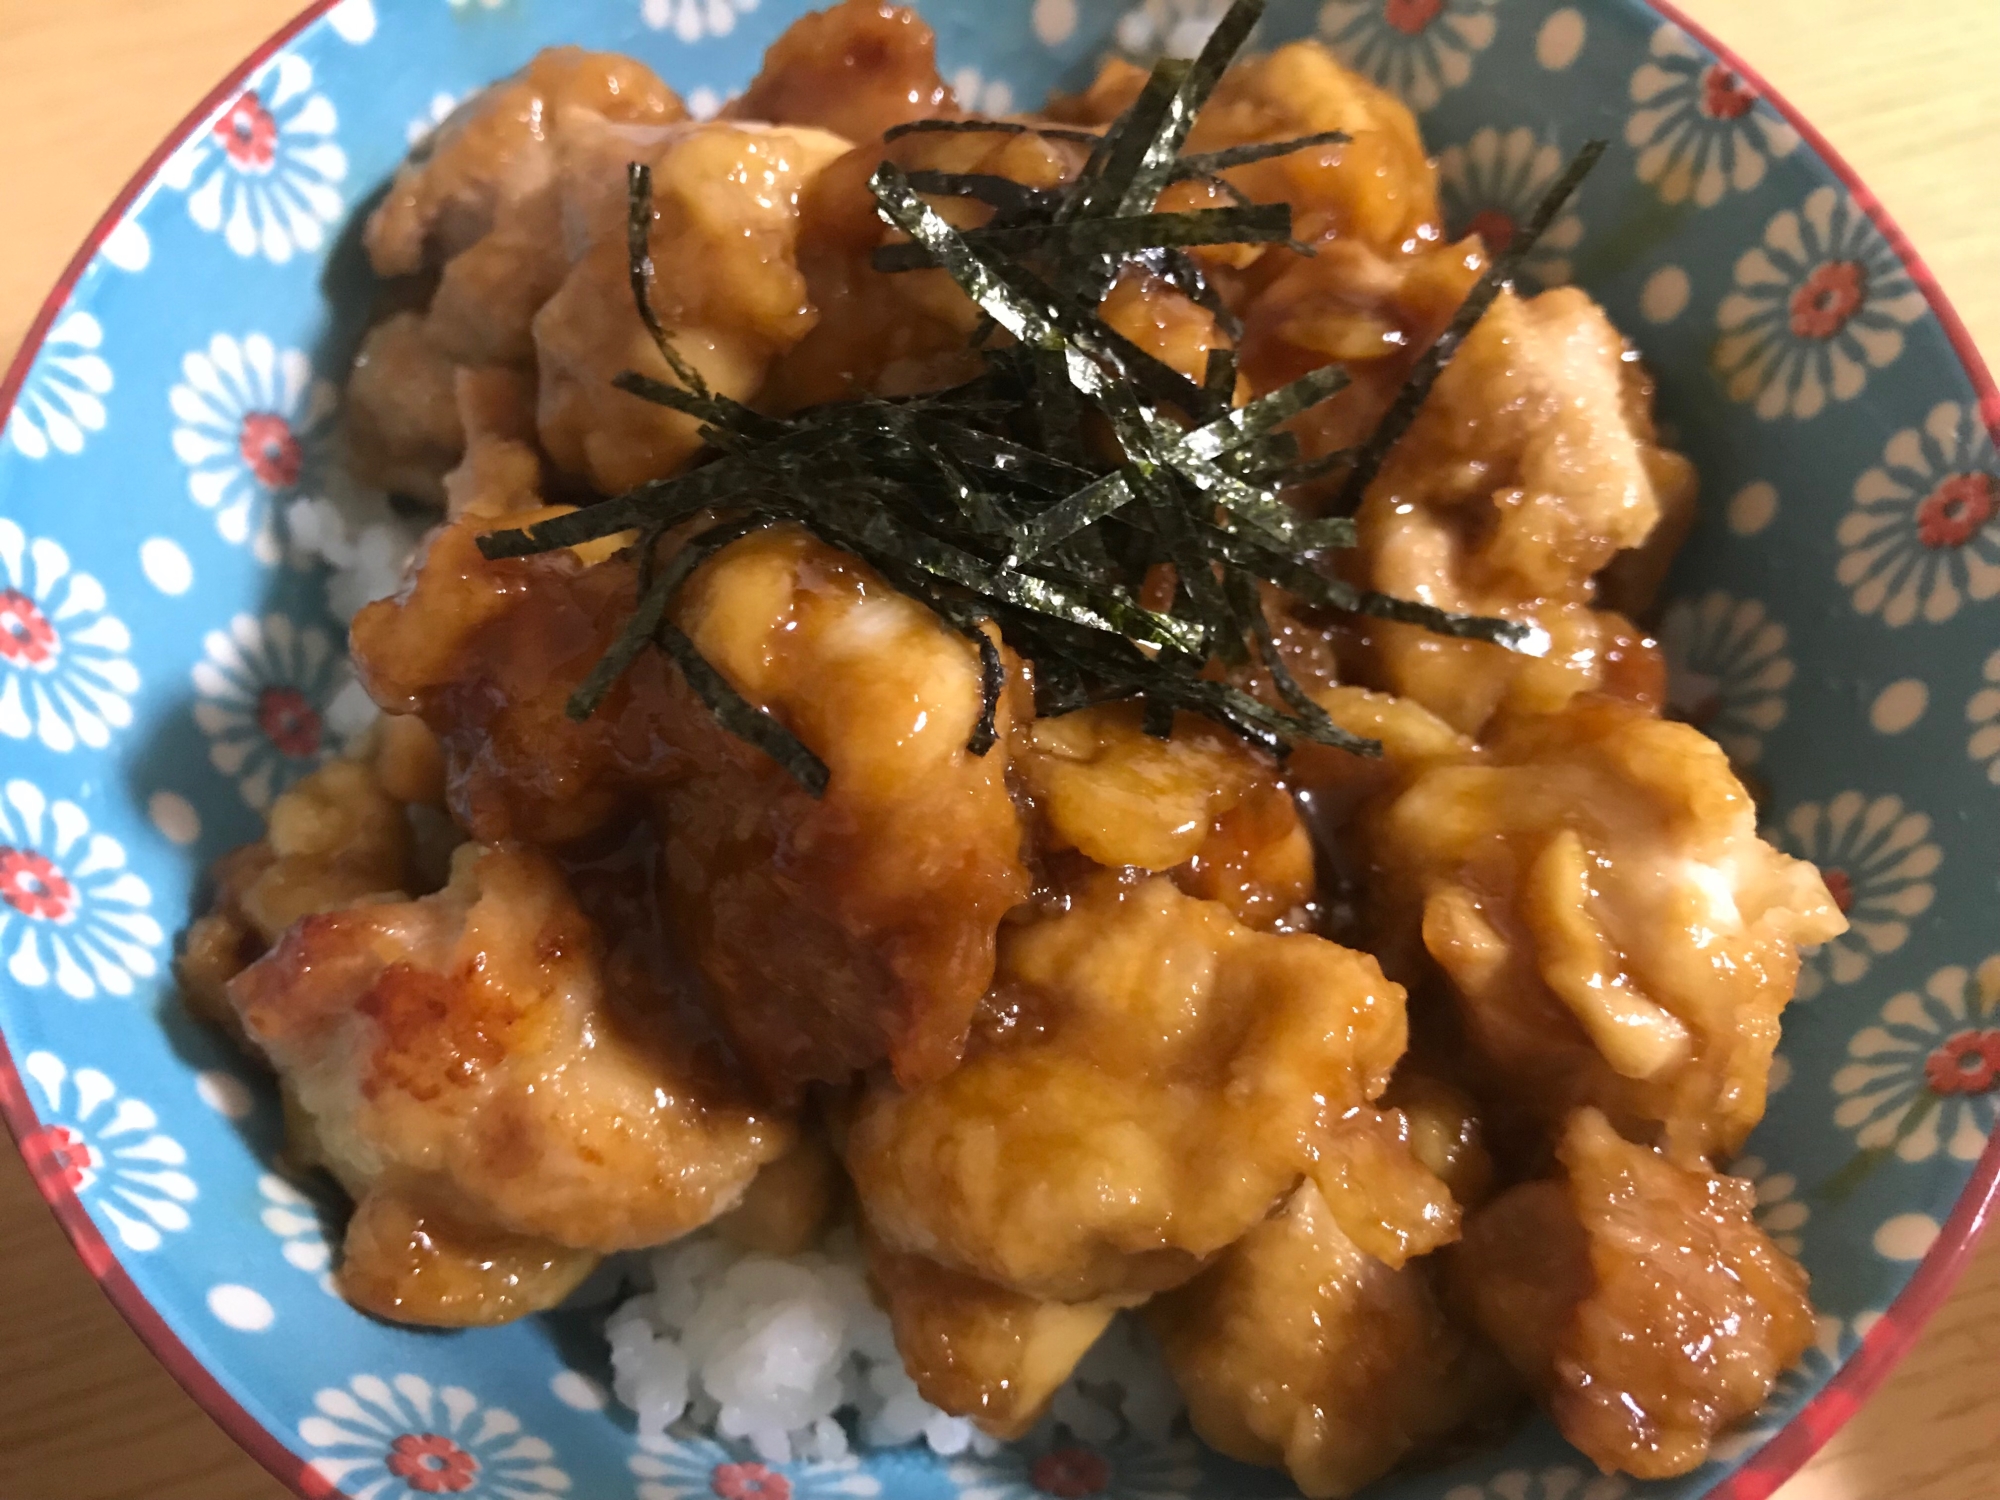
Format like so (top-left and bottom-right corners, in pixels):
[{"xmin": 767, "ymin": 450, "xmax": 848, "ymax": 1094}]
[{"xmin": 476, "ymin": 0, "xmax": 1604, "ymax": 795}]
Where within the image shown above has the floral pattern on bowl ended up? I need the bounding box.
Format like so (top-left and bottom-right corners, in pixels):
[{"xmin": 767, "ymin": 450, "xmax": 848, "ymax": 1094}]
[{"xmin": 0, "ymin": 2, "xmax": 1996, "ymax": 1499}]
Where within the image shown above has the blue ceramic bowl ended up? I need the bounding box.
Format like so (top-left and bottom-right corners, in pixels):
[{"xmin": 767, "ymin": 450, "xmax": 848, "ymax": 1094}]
[{"xmin": 3, "ymin": 2, "xmax": 1996, "ymax": 1497}]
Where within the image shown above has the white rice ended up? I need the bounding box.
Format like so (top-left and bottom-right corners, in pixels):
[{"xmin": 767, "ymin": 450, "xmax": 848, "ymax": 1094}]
[
  {"xmin": 601, "ymin": 1229, "xmax": 1182, "ymax": 1464},
  {"xmin": 296, "ymin": 475, "xmax": 1186, "ymax": 1468}
]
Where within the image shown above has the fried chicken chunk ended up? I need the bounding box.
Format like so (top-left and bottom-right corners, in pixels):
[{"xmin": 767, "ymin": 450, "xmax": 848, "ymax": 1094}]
[
  {"xmin": 533, "ymin": 120, "xmax": 852, "ymax": 494},
  {"xmin": 1150, "ymin": 1180, "xmax": 1512, "ymax": 1499},
  {"xmin": 1013, "ymin": 703, "xmax": 1314, "ymax": 929},
  {"xmin": 845, "ymin": 875, "xmax": 1408, "ymax": 1301},
  {"xmin": 1354, "ymin": 288, "xmax": 1698, "ymax": 734},
  {"xmin": 870, "ymin": 1245, "xmax": 1137, "ymax": 1439},
  {"xmin": 729, "ymin": 0, "xmax": 953, "ymax": 144},
  {"xmin": 226, "ymin": 843, "xmax": 790, "ymax": 1325},
  {"xmin": 1057, "ymin": 42, "xmax": 1487, "ymax": 457},
  {"xmin": 364, "ymin": 46, "xmax": 685, "ymax": 282},
  {"xmin": 1371, "ymin": 697, "xmax": 1844, "ymax": 1161},
  {"xmin": 352, "ymin": 520, "xmax": 1029, "ymax": 1096},
  {"xmin": 1453, "ymin": 1109, "xmax": 1814, "ymax": 1478},
  {"xmin": 767, "ymin": 125, "xmax": 1230, "ymax": 408},
  {"xmin": 349, "ymin": 48, "xmax": 687, "ymax": 500}
]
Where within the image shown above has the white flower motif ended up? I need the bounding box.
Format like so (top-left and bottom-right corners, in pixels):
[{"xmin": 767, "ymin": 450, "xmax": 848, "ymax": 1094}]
[
  {"xmin": 406, "ymin": 91, "xmax": 461, "ymax": 147},
  {"xmin": 949, "ymin": 68, "xmax": 1016, "ymax": 116},
  {"xmin": 633, "ymin": 1439, "xmax": 881, "ymax": 1500},
  {"xmin": 1729, "ymin": 1155, "xmax": 1808, "ymax": 1257},
  {"xmin": 1708, "ymin": 1315, "xmax": 1861, "ymax": 1464},
  {"xmin": 0, "ymin": 780, "xmax": 161, "ymax": 999},
  {"xmin": 642, "ymin": 0, "xmax": 758, "ymax": 42},
  {"xmin": 1443, "ymin": 1466, "xmax": 1628, "ymax": 1500},
  {"xmin": 19, "ymin": 1051, "xmax": 195, "ymax": 1252},
  {"xmin": 1713, "ymin": 186, "xmax": 1927, "ymax": 422},
  {"xmin": 1775, "ymin": 791, "xmax": 1938, "ymax": 997},
  {"xmin": 1969, "ymin": 648, "xmax": 2000, "ymax": 787},
  {"xmin": 1625, "ymin": 24, "xmax": 1799, "ymax": 209},
  {"xmin": 192, "ymin": 613, "xmax": 346, "ymax": 810},
  {"xmin": 0, "ymin": 519, "xmax": 139, "ymax": 753},
  {"xmin": 299, "ymin": 1373, "xmax": 571, "ymax": 1500},
  {"xmin": 259, "ymin": 1170, "xmax": 336, "ymax": 1293},
  {"xmin": 1833, "ymin": 956, "xmax": 2000, "ymax": 1164},
  {"xmin": 1436, "ymin": 127, "xmax": 1584, "ymax": 293},
  {"xmin": 1837, "ymin": 401, "xmax": 2000, "ymax": 626},
  {"xmin": 157, "ymin": 52, "xmax": 345, "ymax": 264},
  {"xmin": 6, "ymin": 310, "xmax": 112, "ymax": 461},
  {"xmin": 1318, "ymin": 0, "xmax": 1499, "ymax": 113},
  {"xmin": 1660, "ymin": 592, "xmax": 1791, "ymax": 767},
  {"xmin": 1112, "ymin": 0, "xmax": 1233, "ymax": 61},
  {"xmin": 952, "ymin": 1435, "xmax": 1200, "ymax": 1500},
  {"xmin": 170, "ymin": 332, "xmax": 337, "ymax": 562}
]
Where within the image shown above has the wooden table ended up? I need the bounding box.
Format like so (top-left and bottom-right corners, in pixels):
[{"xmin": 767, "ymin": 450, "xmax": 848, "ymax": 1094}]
[{"xmin": 0, "ymin": 2, "xmax": 1996, "ymax": 1497}]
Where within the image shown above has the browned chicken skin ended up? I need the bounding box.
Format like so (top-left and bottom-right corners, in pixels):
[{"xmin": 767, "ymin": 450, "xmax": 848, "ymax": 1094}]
[
  {"xmin": 1453, "ymin": 1109, "xmax": 1815, "ymax": 1477},
  {"xmin": 352, "ymin": 517, "xmax": 1029, "ymax": 1096},
  {"xmin": 845, "ymin": 874, "xmax": 1408, "ymax": 1301},
  {"xmin": 227, "ymin": 840, "xmax": 789, "ymax": 1325},
  {"xmin": 1369, "ymin": 697, "xmax": 1844, "ymax": 1162},
  {"xmin": 1152, "ymin": 1179, "xmax": 1514, "ymax": 1498}
]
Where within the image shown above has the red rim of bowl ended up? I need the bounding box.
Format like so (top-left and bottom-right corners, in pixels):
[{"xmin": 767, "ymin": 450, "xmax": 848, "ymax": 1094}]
[{"xmin": 0, "ymin": 3, "xmax": 1995, "ymax": 1498}]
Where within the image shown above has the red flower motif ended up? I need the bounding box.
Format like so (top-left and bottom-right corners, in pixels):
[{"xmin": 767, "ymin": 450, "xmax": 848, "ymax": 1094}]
[
  {"xmin": 385, "ymin": 1433, "xmax": 479, "ymax": 1494},
  {"xmin": 1820, "ymin": 867, "xmax": 1855, "ymax": 915},
  {"xmin": 1700, "ymin": 64, "xmax": 1759, "ymax": 121},
  {"xmin": 1031, "ymin": 1448, "xmax": 1112, "ymax": 1499},
  {"xmin": 1924, "ymin": 1030, "xmax": 2000, "ymax": 1097},
  {"xmin": 239, "ymin": 412, "xmax": 304, "ymax": 489},
  {"xmin": 1915, "ymin": 472, "xmax": 1996, "ymax": 551},
  {"xmin": 257, "ymin": 686, "xmax": 322, "ymax": 759},
  {"xmin": 1466, "ymin": 207, "xmax": 1516, "ymax": 255},
  {"xmin": 0, "ymin": 588, "xmax": 58, "ymax": 668},
  {"xmin": 215, "ymin": 91, "xmax": 279, "ymax": 171},
  {"xmin": 711, "ymin": 1463, "xmax": 793, "ymax": 1500},
  {"xmin": 1788, "ymin": 260, "xmax": 1868, "ymax": 341},
  {"xmin": 0, "ymin": 847, "xmax": 75, "ymax": 922},
  {"xmin": 21, "ymin": 1124, "xmax": 95, "ymax": 1194},
  {"xmin": 1383, "ymin": 0, "xmax": 1442, "ymax": 36}
]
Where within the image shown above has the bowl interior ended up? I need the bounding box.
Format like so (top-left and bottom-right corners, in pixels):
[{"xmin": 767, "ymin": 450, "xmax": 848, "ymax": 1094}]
[{"xmin": 2, "ymin": 1, "xmax": 1997, "ymax": 1498}]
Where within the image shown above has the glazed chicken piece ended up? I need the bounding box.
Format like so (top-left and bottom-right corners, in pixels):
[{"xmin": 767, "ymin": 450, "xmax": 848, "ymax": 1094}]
[
  {"xmin": 1453, "ymin": 1108, "xmax": 1814, "ymax": 1478},
  {"xmin": 364, "ymin": 46, "xmax": 685, "ymax": 286},
  {"xmin": 1052, "ymin": 44, "xmax": 1483, "ymax": 457},
  {"xmin": 648, "ymin": 526, "xmax": 1030, "ymax": 1093},
  {"xmin": 1287, "ymin": 682, "xmax": 1476, "ymax": 825},
  {"xmin": 345, "ymin": 312, "xmax": 467, "ymax": 505},
  {"xmin": 767, "ymin": 122, "xmax": 1232, "ymax": 408},
  {"xmin": 845, "ymin": 874, "xmax": 1408, "ymax": 1302},
  {"xmin": 728, "ymin": 0, "xmax": 953, "ymax": 144},
  {"xmin": 1054, "ymin": 43, "xmax": 1437, "ymax": 259},
  {"xmin": 352, "ymin": 520, "xmax": 1029, "ymax": 1096},
  {"xmin": 533, "ymin": 120, "xmax": 852, "ymax": 495},
  {"xmin": 869, "ymin": 1245, "xmax": 1139, "ymax": 1439},
  {"xmin": 1370, "ymin": 697, "xmax": 1844, "ymax": 1162},
  {"xmin": 175, "ymin": 746, "xmax": 451, "ymax": 1039},
  {"xmin": 1012, "ymin": 702, "xmax": 1314, "ymax": 929},
  {"xmin": 227, "ymin": 842, "xmax": 791, "ymax": 1326},
  {"xmin": 1307, "ymin": 1104, "xmax": 1460, "ymax": 1269},
  {"xmin": 1150, "ymin": 1179, "xmax": 1513, "ymax": 1499},
  {"xmin": 1352, "ymin": 287, "xmax": 1698, "ymax": 735},
  {"xmin": 348, "ymin": 47, "xmax": 687, "ymax": 501}
]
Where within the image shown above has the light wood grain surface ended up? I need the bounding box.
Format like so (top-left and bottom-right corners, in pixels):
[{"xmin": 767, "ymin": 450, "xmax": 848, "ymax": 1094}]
[{"xmin": 0, "ymin": 3, "xmax": 1995, "ymax": 1498}]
